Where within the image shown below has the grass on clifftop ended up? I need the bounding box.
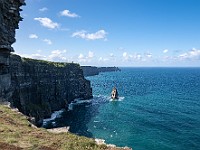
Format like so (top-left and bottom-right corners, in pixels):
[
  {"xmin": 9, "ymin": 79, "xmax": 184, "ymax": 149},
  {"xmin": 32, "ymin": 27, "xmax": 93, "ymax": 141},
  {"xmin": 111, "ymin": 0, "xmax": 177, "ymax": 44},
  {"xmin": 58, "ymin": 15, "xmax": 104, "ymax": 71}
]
[
  {"xmin": 21, "ymin": 57, "xmax": 80, "ymax": 68},
  {"xmin": 0, "ymin": 105, "xmax": 129, "ymax": 150}
]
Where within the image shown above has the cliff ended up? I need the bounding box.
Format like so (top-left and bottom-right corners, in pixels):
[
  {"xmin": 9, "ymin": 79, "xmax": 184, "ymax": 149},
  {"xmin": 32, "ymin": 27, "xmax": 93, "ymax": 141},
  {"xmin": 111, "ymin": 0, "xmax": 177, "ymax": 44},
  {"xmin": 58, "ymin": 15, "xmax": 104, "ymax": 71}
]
[
  {"xmin": 0, "ymin": 0, "xmax": 25, "ymax": 52},
  {"xmin": 9, "ymin": 55, "xmax": 92, "ymax": 125},
  {"xmin": 0, "ymin": 54, "xmax": 93, "ymax": 125},
  {"xmin": 81, "ymin": 66, "xmax": 121, "ymax": 77},
  {"xmin": 0, "ymin": 0, "xmax": 25, "ymax": 103}
]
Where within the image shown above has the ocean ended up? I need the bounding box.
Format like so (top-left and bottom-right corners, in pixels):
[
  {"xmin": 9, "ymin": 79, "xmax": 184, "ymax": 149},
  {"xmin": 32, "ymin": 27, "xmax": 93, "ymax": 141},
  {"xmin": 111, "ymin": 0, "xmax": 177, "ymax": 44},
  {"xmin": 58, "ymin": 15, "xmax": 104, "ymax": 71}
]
[{"xmin": 43, "ymin": 68, "xmax": 200, "ymax": 150}]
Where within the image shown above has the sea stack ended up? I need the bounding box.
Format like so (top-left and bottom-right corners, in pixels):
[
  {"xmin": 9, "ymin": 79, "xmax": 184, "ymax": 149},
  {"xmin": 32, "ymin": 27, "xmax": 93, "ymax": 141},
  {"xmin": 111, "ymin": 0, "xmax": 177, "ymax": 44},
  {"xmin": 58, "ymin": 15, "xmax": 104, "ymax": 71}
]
[{"xmin": 111, "ymin": 87, "xmax": 119, "ymax": 99}]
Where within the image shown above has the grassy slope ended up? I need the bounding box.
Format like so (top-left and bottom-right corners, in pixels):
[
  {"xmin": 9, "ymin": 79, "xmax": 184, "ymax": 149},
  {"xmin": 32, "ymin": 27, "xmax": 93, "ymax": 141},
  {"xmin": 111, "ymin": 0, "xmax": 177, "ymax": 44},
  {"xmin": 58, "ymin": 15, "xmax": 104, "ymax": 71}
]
[{"xmin": 0, "ymin": 105, "xmax": 130, "ymax": 150}]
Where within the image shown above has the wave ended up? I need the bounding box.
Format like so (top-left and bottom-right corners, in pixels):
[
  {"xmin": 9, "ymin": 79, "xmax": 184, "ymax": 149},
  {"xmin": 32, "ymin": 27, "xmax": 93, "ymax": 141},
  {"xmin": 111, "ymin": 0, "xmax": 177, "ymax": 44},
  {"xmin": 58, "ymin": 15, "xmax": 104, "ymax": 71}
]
[
  {"xmin": 109, "ymin": 96, "xmax": 125, "ymax": 102},
  {"xmin": 43, "ymin": 109, "xmax": 65, "ymax": 126},
  {"xmin": 68, "ymin": 98, "xmax": 92, "ymax": 111},
  {"xmin": 92, "ymin": 95, "xmax": 125, "ymax": 103}
]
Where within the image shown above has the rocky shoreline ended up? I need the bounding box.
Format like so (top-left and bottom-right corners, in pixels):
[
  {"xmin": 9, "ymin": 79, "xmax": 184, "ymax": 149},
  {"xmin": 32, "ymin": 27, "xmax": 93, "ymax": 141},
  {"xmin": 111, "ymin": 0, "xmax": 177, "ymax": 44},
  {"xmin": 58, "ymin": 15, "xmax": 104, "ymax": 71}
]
[{"xmin": 0, "ymin": 104, "xmax": 132, "ymax": 150}]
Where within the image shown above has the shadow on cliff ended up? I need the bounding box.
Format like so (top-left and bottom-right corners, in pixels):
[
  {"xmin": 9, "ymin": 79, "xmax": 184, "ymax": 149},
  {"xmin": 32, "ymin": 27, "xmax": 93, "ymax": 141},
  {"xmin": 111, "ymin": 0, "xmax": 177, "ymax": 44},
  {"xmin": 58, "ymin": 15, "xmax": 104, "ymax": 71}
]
[{"xmin": 44, "ymin": 96, "xmax": 108, "ymax": 138}]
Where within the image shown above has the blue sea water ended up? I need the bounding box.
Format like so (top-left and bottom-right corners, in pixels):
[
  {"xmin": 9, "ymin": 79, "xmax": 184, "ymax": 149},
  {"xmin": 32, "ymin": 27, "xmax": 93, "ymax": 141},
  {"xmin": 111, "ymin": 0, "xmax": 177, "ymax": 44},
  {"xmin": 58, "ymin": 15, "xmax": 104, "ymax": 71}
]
[{"xmin": 44, "ymin": 68, "xmax": 200, "ymax": 150}]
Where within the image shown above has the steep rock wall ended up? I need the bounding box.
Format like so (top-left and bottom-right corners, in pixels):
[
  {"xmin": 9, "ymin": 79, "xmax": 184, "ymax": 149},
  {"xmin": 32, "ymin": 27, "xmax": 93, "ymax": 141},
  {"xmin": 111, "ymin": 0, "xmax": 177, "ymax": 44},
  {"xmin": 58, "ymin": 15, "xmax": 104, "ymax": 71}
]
[
  {"xmin": 0, "ymin": 0, "xmax": 25, "ymax": 102},
  {"xmin": 9, "ymin": 55, "xmax": 92, "ymax": 124},
  {"xmin": 0, "ymin": 0, "xmax": 25, "ymax": 51}
]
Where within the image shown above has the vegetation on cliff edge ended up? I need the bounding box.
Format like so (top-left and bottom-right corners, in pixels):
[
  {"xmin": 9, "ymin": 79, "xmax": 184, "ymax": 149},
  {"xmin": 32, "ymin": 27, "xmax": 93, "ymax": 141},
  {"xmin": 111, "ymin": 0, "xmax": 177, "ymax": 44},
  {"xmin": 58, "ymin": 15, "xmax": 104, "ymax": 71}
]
[
  {"xmin": 21, "ymin": 57, "xmax": 80, "ymax": 68},
  {"xmin": 0, "ymin": 105, "xmax": 130, "ymax": 150}
]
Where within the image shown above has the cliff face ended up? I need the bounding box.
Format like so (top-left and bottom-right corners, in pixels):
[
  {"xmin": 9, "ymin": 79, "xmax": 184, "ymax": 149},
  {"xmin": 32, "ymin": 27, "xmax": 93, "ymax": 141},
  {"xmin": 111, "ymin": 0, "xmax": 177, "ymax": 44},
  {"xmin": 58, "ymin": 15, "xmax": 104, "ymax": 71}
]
[
  {"xmin": 81, "ymin": 66, "xmax": 121, "ymax": 77},
  {"xmin": 0, "ymin": 0, "xmax": 25, "ymax": 102},
  {"xmin": 0, "ymin": 0, "xmax": 93, "ymax": 125},
  {"xmin": 0, "ymin": 0, "xmax": 25, "ymax": 51},
  {"xmin": 9, "ymin": 55, "xmax": 92, "ymax": 124},
  {"xmin": 81, "ymin": 66, "xmax": 99, "ymax": 76}
]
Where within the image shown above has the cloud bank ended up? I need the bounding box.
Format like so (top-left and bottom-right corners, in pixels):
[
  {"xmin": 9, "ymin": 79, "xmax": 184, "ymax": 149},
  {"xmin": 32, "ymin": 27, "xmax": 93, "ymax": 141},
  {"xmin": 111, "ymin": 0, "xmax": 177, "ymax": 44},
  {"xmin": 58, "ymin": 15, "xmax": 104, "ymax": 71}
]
[
  {"xmin": 60, "ymin": 9, "xmax": 79, "ymax": 18},
  {"xmin": 34, "ymin": 17, "xmax": 59, "ymax": 29},
  {"xmin": 72, "ymin": 30, "xmax": 107, "ymax": 40}
]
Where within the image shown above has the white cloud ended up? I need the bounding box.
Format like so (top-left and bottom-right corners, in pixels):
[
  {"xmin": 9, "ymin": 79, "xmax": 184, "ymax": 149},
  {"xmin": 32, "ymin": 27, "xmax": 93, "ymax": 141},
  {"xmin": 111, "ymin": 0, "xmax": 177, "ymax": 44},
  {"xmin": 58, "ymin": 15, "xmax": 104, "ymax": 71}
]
[
  {"xmin": 39, "ymin": 7, "xmax": 48, "ymax": 12},
  {"xmin": 37, "ymin": 50, "xmax": 42, "ymax": 53},
  {"xmin": 122, "ymin": 51, "xmax": 153, "ymax": 62},
  {"xmin": 98, "ymin": 57, "xmax": 103, "ymax": 61},
  {"xmin": 17, "ymin": 50, "xmax": 67, "ymax": 62},
  {"xmin": 16, "ymin": 53, "xmax": 47, "ymax": 60},
  {"xmin": 88, "ymin": 51, "xmax": 94, "ymax": 58},
  {"xmin": 43, "ymin": 39, "xmax": 52, "ymax": 45},
  {"xmin": 78, "ymin": 53, "xmax": 84, "ymax": 59},
  {"xmin": 123, "ymin": 52, "xmax": 127, "ymax": 57},
  {"xmin": 77, "ymin": 51, "xmax": 94, "ymax": 62},
  {"xmin": 76, "ymin": 51, "xmax": 95, "ymax": 63},
  {"xmin": 163, "ymin": 49, "xmax": 169, "ymax": 53},
  {"xmin": 31, "ymin": 53, "xmax": 47, "ymax": 60},
  {"xmin": 118, "ymin": 47, "xmax": 125, "ymax": 51},
  {"xmin": 98, "ymin": 57, "xmax": 109, "ymax": 62},
  {"xmin": 123, "ymin": 52, "xmax": 137, "ymax": 61},
  {"xmin": 77, "ymin": 53, "xmax": 87, "ymax": 62},
  {"xmin": 122, "ymin": 52, "xmax": 129, "ymax": 60},
  {"xmin": 110, "ymin": 53, "xmax": 114, "ymax": 57},
  {"xmin": 34, "ymin": 17, "xmax": 59, "ymax": 29},
  {"xmin": 60, "ymin": 9, "xmax": 79, "ymax": 18},
  {"xmin": 178, "ymin": 48, "xmax": 200, "ymax": 60},
  {"xmin": 29, "ymin": 34, "xmax": 38, "ymax": 39},
  {"xmin": 72, "ymin": 30, "xmax": 107, "ymax": 40},
  {"xmin": 145, "ymin": 53, "xmax": 152, "ymax": 58},
  {"xmin": 136, "ymin": 54, "xmax": 142, "ymax": 60},
  {"xmin": 48, "ymin": 50, "xmax": 67, "ymax": 61}
]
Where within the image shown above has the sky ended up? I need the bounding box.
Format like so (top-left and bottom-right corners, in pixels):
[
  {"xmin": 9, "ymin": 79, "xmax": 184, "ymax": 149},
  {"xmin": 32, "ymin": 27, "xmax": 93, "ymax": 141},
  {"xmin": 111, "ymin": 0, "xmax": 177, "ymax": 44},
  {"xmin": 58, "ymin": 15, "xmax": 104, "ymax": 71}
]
[{"xmin": 13, "ymin": 0, "xmax": 200, "ymax": 67}]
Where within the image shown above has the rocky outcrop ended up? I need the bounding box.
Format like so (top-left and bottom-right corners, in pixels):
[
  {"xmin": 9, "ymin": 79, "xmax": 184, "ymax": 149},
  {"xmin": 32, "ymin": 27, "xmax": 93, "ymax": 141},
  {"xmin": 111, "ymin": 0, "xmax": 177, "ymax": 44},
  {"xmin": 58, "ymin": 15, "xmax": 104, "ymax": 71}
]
[
  {"xmin": 9, "ymin": 55, "xmax": 92, "ymax": 125},
  {"xmin": 0, "ymin": 0, "xmax": 25, "ymax": 102},
  {"xmin": 81, "ymin": 66, "xmax": 121, "ymax": 77},
  {"xmin": 111, "ymin": 87, "xmax": 119, "ymax": 99},
  {"xmin": 0, "ymin": 0, "xmax": 25, "ymax": 52}
]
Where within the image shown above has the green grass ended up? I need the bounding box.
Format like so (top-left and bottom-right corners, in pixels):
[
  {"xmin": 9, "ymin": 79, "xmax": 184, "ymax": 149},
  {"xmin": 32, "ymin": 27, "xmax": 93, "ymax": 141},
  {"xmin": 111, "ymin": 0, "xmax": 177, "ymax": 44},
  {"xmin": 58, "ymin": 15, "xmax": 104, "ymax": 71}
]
[
  {"xmin": 21, "ymin": 57, "xmax": 80, "ymax": 68},
  {"xmin": 0, "ymin": 105, "xmax": 130, "ymax": 150}
]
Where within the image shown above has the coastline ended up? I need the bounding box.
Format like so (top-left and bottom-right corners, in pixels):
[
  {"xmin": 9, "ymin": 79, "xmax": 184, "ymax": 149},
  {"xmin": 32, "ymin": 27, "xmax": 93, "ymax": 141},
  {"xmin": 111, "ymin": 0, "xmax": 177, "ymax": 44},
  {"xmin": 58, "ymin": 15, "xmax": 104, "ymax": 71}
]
[{"xmin": 0, "ymin": 104, "xmax": 132, "ymax": 150}]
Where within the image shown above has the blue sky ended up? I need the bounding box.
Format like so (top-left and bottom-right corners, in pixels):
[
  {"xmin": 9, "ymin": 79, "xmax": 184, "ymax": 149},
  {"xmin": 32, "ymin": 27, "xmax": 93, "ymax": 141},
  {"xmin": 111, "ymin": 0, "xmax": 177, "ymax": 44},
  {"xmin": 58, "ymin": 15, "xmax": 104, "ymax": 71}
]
[{"xmin": 13, "ymin": 0, "xmax": 200, "ymax": 67}]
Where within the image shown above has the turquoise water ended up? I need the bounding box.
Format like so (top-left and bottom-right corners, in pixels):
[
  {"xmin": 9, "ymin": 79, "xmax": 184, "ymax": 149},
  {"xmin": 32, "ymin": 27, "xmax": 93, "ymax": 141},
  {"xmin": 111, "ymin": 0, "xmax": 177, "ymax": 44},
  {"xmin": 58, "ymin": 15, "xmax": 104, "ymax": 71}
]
[{"xmin": 45, "ymin": 68, "xmax": 200, "ymax": 150}]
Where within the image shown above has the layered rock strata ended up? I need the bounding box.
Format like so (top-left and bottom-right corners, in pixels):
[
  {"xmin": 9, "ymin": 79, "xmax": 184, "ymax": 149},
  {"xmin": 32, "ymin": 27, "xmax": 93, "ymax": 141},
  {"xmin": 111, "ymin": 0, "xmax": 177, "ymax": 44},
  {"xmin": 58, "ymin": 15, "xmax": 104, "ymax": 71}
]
[
  {"xmin": 0, "ymin": 0, "xmax": 25, "ymax": 52},
  {"xmin": 9, "ymin": 56, "xmax": 92, "ymax": 125},
  {"xmin": 0, "ymin": 0, "xmax": 25, "ymax": 102}
]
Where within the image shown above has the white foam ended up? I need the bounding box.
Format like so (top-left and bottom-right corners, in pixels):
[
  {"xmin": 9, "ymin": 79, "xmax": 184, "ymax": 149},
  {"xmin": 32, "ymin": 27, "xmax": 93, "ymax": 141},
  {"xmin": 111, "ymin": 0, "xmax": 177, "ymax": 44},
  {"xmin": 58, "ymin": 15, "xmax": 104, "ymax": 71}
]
[
  {"xmin": 68, "ymin": 103, "xmax": 74, "ymax": 111},
  {"xmin": 68, "ymin": 99, "xmax": 92, "ymax": 111},
  {"xmin": 52, "ymin": 121, "xmax": 56, "ymax": 127},
  {"xmin": 43, "ymin": 109, "xmax": 65, "ymax": 125},
  {"xmin": 95, "ymin": 139, "xmax": 105, "ymax": 145},
  {"xmin": 94, "ymin": 120, "xmax": 100, "ymax": 123},
  {"xmin": 74, "ymin": 99, "xmax": 92, "ymax": 104},
  {"xmin": 109, "ymin": 96, "xmax": 125, "ymax": 102},
  {"xmin": 119, "ymin": 96, "xmax": 125, "ymax": 101}
]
